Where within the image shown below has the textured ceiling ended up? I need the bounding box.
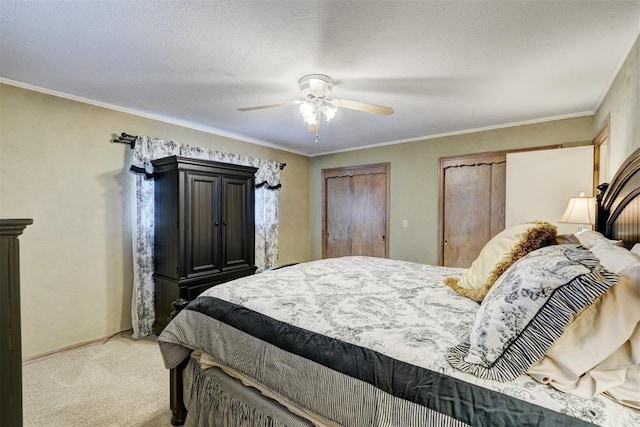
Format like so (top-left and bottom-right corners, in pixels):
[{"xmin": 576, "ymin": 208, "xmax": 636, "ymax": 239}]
[{"xmin": 1, "ymin": 1, "xmax": 639, "ymax": 156}]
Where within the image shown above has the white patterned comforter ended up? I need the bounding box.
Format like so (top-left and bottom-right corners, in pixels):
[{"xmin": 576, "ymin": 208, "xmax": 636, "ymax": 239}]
[{"xmin": 161, "ymin": 256, "xmax": 640, "ymax": 426}]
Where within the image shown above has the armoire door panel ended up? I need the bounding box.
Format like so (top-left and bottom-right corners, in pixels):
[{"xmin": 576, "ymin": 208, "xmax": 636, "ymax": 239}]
[
  {"xmin": 154, "ymin": 169, "xmax": 180, "ymax": 279},
  {"xmin": 186, "ymin": 173, "xmax": 220, "ymax": 277},
  {"xmin": 325, "ymin": 176, "xmax": 353, "ymax": 258},
  {"xmin": 222, "ymin": 177, "xmax": 253, "ymax": 269}
]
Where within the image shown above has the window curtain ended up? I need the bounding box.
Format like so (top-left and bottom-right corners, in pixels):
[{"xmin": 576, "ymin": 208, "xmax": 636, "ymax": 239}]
[{"xmin": 130, "ymin": 136, "xmax": 282, "ymax": 338}]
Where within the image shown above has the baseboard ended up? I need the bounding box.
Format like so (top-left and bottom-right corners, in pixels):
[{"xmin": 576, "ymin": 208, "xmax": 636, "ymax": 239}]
[{"xmin": 22, "ymin": 329, "xmax": 134, "ymax": 365}]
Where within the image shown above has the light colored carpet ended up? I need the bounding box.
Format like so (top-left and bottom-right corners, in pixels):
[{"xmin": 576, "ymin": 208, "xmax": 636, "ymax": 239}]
[{"xmin": 23, "ymin": 332, "xmax": 172, "ymax": 427}]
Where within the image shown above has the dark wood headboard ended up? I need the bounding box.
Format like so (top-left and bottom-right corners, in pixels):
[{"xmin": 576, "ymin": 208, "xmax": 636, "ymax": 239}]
[{"xmin": 596, "ymin": 146, "xmax": 640, "ymax": 248}]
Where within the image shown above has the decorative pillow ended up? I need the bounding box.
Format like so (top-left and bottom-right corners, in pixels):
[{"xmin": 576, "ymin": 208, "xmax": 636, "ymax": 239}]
[
  {"xmin": 526, "ymin": 264, "xmax": 640, "ymax": 407},
  {"xmin": 573, "ymin": 229, "xmax": 623, "ymax": 249},
  {"xmin": 447, "ymin": 244, "xmax": 618, "ymax": 382},
  {"xmin": 548, "ymin": 234, "xmax": 579, "ymax": 245},
  {"xmin": 444, "ymin": 221, "xmax": 557, "ymax": 302},
  {"xmin": 589, "ymin": 239, "xmax": 640, "ymax": 274}
]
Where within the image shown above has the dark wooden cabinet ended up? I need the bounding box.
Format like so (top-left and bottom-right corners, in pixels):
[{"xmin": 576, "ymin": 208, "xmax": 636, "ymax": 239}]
[
  {"xmin": 1, "ymin": 218, "xmax": 32, "ymax": 427},
  {"xmin": 152, "ymin": 156, "xmax": 257, "ymax": 331}
]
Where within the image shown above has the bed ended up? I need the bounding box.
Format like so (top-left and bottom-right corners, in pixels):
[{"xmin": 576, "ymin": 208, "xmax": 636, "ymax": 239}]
[{"xmin": 158, "ymin": 147, "xmax": 640, "ymax": 427}]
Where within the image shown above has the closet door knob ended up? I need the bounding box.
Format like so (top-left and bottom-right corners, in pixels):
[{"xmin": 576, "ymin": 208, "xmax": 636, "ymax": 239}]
[
  {"xmin": 214, "ymin": 221, "xmax": 220, "ymax": 226},
  {"xmin": 223, "ymin": 221, "xmax": 228, "ymax": 226}
]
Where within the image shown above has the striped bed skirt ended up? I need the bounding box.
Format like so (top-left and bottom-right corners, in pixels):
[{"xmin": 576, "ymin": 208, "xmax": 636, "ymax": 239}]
[{"xmin": 182, "ymin": 358, "xmax": 470, "ymax": 427}]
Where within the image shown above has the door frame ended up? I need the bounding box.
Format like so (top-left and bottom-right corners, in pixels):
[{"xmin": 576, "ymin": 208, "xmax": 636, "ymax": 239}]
[
  {"xmin": 593, "ymin": 119, "xmax": 611, "ymax": 195},
  {"xmin": 438, "ymin": 145, "xmax": 561, "ymax": 265},
  {"xmin": 322, "ymin": 162, "xmax": 390, "ymax": 259}
]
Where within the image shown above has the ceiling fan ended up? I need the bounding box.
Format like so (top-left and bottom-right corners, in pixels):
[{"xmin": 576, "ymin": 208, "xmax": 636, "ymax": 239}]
[{"xmin": 237, "ymin": 74, "xmax": 394, "ymax": 142}]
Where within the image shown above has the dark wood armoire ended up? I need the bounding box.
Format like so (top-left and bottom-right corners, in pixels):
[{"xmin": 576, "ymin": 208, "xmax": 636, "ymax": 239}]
[{"xmin": 152, "ymin": 156, "xmax": 258, "ymax": 331}]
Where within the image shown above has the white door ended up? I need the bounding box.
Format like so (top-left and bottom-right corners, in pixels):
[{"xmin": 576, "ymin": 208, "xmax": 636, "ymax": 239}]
[{"xmin": 506, "ymin": 146, "xmax": 594, "ymax": 235}]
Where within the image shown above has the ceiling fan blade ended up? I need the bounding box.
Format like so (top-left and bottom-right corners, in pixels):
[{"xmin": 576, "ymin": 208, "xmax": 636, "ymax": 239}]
[
  {"xmin": 237, "ymin": 100, "xmax": 301, "ymax": 112},
  {"xmin": 333, "ymin": 99, "xmax": 394, "ymax": 116}
]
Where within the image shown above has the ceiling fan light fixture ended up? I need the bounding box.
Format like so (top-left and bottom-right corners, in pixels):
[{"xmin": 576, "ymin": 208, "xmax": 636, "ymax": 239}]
[
  {"xmin": 299, "ymin": 98, "xmax": 337, "ymax": 125},
  {"xmin": 300, "ymin": 102, "xmax": 318, "ymax": 125},
  {"xmin": 321, "ymin": 103, "xmax": 337, "ymax": 121},
  {"xmin": 298, "ymin": 74, "xmax": 333, "ymax": 98}
]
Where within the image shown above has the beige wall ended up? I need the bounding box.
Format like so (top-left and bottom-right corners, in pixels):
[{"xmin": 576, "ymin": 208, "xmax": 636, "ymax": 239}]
[
  {"xmin": 309, "ymin": 116, "xmax": 593, "ymax": 264},
  {"xmin": 0, "ymin": 83, "xmax": 310, "ymax": 358},
  {"xmin": 594, "ymin": 33, "xmax": 640, "ymax": 174}
]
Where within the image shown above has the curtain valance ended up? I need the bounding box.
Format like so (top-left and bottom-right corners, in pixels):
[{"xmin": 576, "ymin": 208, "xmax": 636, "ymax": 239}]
[{"xmin": 130, "ymin": 136, "xmax": 282, "ymax": 188}]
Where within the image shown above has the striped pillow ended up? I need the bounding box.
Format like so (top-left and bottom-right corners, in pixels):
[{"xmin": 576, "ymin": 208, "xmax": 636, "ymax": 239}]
[{"xmin": 447, "ymin": 244, "xmax": 618, "ymax": 382}]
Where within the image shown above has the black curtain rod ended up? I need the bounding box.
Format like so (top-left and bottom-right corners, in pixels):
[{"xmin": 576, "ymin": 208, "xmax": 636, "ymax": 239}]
[
  {"xmin": 112, "ymin": 132, "xmax": 137, "ymax": 149},
  {"xmin": 112, "ymin": 132, "xmax": 286, "ymax": 170}
]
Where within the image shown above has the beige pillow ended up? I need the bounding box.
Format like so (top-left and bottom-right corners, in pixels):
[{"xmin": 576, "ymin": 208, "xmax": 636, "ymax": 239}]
[
  {"xmin": 589, "ymin": 239, "xmax": 640, "ymax": 273},
  {"xmin": 527, "ymin": 265, "xmax": 640, "ymax": 408},
  {"xmin": 573, "ymin": 229, "xmax": 623, "ymax": 248},
  {"xmin": 444, "ymin": 221, "xmax": 557, "ymax": 302}
]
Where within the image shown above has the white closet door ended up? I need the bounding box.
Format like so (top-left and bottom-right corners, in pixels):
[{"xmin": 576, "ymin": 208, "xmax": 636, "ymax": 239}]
[{"xmin": 506, "ymin": 146, "xmax": 594, "ymax": 235}]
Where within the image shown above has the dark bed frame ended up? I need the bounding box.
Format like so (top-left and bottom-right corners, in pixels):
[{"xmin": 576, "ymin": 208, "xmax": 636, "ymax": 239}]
[
  {"xmin": 167, "ymin": 146, "xmax": 640, "ymax": 426},
  {"xmin": 596, "ymin": 146, "xmax": 640, "ymax": 246}
]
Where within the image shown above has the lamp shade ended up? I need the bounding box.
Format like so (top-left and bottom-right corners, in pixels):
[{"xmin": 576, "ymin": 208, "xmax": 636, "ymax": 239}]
[{"xmin": 559, "ymin": 193, "xmax": 596, "ymax": 226}]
